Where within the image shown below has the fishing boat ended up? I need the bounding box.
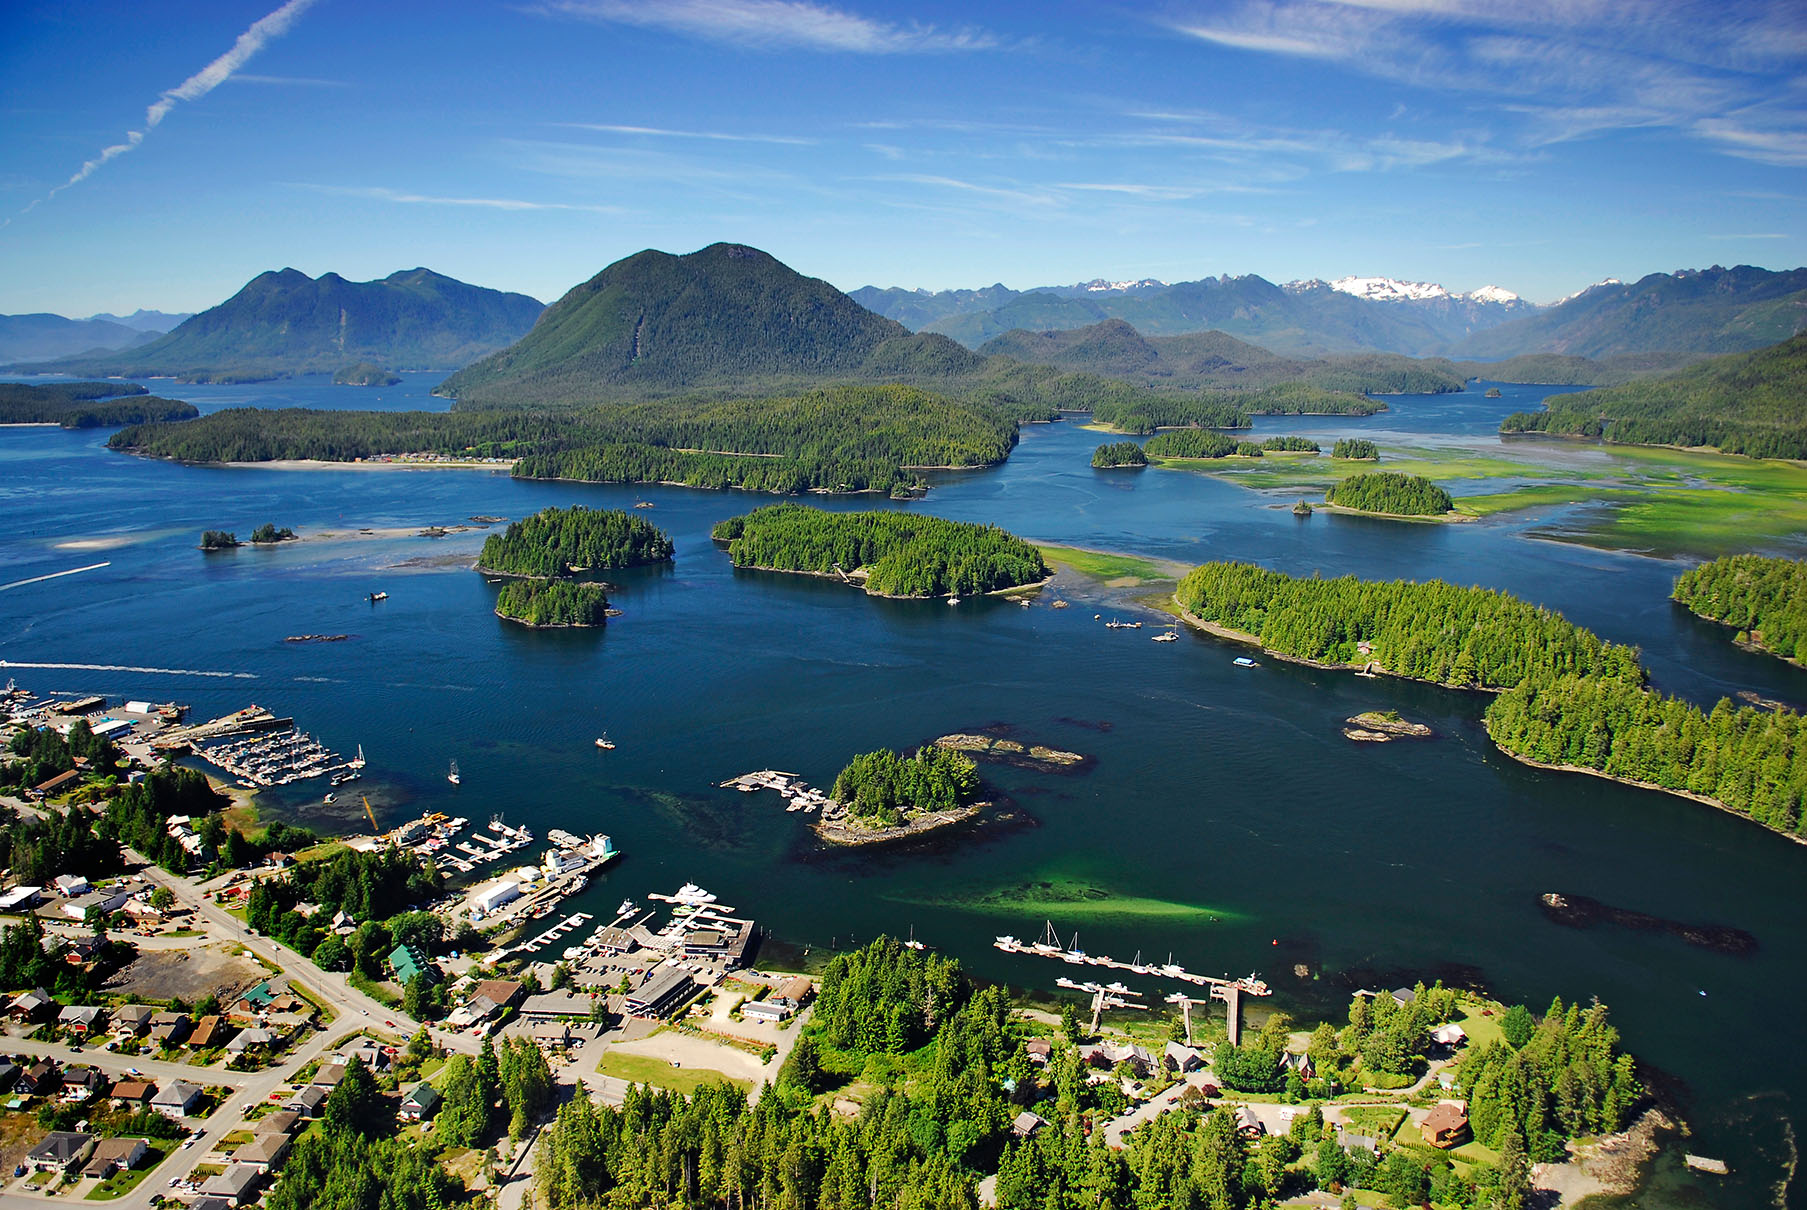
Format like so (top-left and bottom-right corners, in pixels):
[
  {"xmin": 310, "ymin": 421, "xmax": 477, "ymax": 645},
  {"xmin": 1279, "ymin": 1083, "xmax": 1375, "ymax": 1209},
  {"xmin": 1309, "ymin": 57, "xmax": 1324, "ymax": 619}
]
[
  {"xmin": 323, "ymin": 792, "xmax": 336, "ymax": 805},
  {"xmin": 595, "ymin": 734, "xmax": 615, "ymax": 750},
  {"xmin": 1152, "ymin": 631, "xmax": 1178, "ymax": 643},
  {"xmin": 447, "ymin": 759, "xmax": 461, "ymax": 786},
  {"xmin": 947, "ymin": 597, "xmax": 961, "ymax": 606},
  {"xmin": 368, "ymin": 591, "xmax": 388, "ymax": 602},
  {"xmin": 1233, "ymin": 656, "xmax": 1259, "ymax": 668},
  {"xmin": 618, "ymin": 899, "xmax": 636, "ymax": 917}
]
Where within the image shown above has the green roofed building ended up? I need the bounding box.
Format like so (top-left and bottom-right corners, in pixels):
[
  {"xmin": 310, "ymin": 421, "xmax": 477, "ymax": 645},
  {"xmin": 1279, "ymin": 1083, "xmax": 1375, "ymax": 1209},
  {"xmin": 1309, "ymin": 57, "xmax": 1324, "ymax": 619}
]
[{"xmin": 388, "ymin": 942, "xmax": 439, "ymax": 987}]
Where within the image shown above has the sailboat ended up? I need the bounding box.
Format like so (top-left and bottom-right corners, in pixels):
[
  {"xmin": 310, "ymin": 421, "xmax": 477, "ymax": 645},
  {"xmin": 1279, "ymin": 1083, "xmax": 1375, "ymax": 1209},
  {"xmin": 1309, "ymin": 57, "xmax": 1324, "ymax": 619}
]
[
  {"xmin": 447, "ymin": 759, "xmax": 461, "ymax": 786},
  {"xmin": 904, "ymin": 925, "xmax": 926, "ymax": 951},
  {"xmin": 595, "ymin": 734, "xmax": 615, "ymax": 750},
  {"xmin": 350, "ymin": 744, "xmax": 366, "ymax": 769}
]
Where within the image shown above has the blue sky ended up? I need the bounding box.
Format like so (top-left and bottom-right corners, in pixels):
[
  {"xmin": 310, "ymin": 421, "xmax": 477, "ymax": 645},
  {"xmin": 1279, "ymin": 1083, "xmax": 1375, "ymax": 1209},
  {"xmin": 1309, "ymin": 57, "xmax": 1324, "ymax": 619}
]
[{"xmin": 3, "ymin": 0, "xmax": 1804, "ymax": 315}]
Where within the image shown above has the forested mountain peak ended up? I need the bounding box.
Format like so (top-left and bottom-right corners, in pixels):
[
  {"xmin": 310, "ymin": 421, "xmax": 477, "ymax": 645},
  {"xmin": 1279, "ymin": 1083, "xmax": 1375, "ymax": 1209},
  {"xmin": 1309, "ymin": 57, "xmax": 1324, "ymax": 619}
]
[
  {"xmin": 438, "ymin": 242, "xmax": 985, "ymax": 406},
  {"xmin": 20, "ymin": 266, "xmax": 544, "ymax": 381}
]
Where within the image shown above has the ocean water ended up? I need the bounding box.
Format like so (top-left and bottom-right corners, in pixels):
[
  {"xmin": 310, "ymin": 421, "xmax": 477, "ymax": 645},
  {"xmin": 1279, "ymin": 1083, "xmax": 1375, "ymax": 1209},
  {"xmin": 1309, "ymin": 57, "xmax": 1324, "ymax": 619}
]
[{"xmin": 1, "ymin": 377, "xmax": 1801, "ymax": 1205}]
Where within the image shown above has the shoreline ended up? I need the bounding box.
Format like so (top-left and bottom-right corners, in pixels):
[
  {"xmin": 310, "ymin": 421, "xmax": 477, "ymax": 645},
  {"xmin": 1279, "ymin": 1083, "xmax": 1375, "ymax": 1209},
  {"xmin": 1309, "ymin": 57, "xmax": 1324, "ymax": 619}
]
[
  {"xmin": 814, "ymin": 801, "xmax": 984, "ymax": 846},
  {"xmin": 1318, "ymin": 501, "xmax": 1475, "ymax": 524},
  {"xmin": 1484, "ymin": 737, "xmax": 1807, "ymax": 848},
  {"xmin": 731, "ymin": 560, "xmax": 1054, "ymax": 600},
  {"xmin": 492, "ymin": 609, "xmax": 605, "ymax": 629},
  {"xmin": 221, "ymin": 458, "xmax": 516, "ymax": 471}
]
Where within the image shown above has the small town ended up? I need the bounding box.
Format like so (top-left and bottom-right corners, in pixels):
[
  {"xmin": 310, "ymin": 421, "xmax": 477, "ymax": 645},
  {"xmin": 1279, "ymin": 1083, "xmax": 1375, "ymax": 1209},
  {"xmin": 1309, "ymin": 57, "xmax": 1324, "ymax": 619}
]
[{"xmin": 0, "ymin": 682, "xmax": 1664, "ymax": 1210}]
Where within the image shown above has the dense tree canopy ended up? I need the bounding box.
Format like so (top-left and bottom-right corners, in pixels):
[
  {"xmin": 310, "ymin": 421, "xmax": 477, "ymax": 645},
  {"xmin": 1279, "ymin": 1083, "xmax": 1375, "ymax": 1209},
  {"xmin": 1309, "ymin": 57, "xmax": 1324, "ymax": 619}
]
[
  {"xmin": 1672, "ymin": 553, "xmax": 1807, "ymax": 665},
  {"xmin": 713, "ymin": 505, "xmax": 1048, "ymax": 598},
  {"xmin": 1326, "ymin": 471, "xmax": 1454, "ymax": 516},
  {"xmin": 830, "ymin": 746, "xmax": 981, "ymax": 827},
  {"xmin": 478, "ymin": 506, "xmax": 673, "ymax": 577},
  {"xmin": 1460, "ymin": 998, "xmax": 1640, "ymax": 1163},
  {"xmin": 494, "ymin": 579, "xmax": 611, "ymax": 628},
  {"xmin": 1331, "ymin": 439, "xmax": 1379, "ymax": 460},
  {"xmin": 1090, "ymin": 441, "xmax": 1147, "ymax": 468},
  {"xmin": 1143, "ymin": 429, "xmax": 1238, "ymax": 459},
  {"xmin": 0, "ymin": 381, "xmax": 195, "ymax": 428}
]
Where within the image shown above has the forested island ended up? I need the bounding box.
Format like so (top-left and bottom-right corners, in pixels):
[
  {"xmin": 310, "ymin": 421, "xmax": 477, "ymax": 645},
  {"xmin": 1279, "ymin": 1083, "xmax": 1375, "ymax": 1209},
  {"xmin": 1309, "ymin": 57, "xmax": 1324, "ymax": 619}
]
[
  {"xmin": 199, "ymin": 530, "xmax": 240, "ymax": 550},
  {"xmin": 1500, "ymin": 331, "xmax": 1807, "ymax": 459},
  {"xmin": 1090, "ymin": 383, "xmax": 1382, "ymax": 435},
  {"xmin": 494, "ymin": 579, "xmax": 611, "ymax": 628},
  {"xmin": 528, "ymin": 934, "xmax": 1649, "ymax": 1210},
  {"xmin": 333, "ymin": 361, "xmax": 401, "ymax": 386},
  {"xmin": 1331, "ymin": 438, "xmax": 1379, "ymax": 460},
  {"xmin": 1176, "ymin": 561, "xmax": 1806, "ymax": 838},
  {"xmin": 829, "ymin": 745, "xmax": 981, "ymax": 828},
  {"xmin": 0, "ymin": 381, "xmax": 197, "ymax": 428},
  {"xmin": 477, "ymin": 506, "xmax": 674, "ymax": 578},
  {"xmin": 1142, "ymin": 430, "xmax": 1268, "ymax": 459},
  {"xmin": 1325, "ymin": 471, "xmax": 1455, "ymax": 517},
  {"xmin": 1091, "ymin": 441, "xmax": 1147, "ymax": 468},
  {"xmin": 250, "ymin": 523, "xmax": 297, "ymax": 544},
  {"xmin": 1672, "ymin": 553, "xmax": 1807, "ymax": 665},
  {"xmin": 712, "ymin": 505, "xmax": 1049, "ymax": 598},
  {"xmin": 110, "ymin": 384, "xmax": 1023, "ymax": 499}
]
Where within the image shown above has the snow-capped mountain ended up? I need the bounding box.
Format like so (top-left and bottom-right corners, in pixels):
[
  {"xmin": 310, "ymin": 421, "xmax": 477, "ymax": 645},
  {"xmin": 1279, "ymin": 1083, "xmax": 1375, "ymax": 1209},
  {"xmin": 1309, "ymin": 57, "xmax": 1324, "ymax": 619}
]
[
  {"xmin": 1074, "ymin": 277, "xmax": 1168, "ymax": 294},
  {"xmin": 1284, "ymin": 276, "xmax": 1524, "ymax": 306},
  {"xmin": 1556, "ymin": 278, "xmax": 1622, "ymax": 304}
]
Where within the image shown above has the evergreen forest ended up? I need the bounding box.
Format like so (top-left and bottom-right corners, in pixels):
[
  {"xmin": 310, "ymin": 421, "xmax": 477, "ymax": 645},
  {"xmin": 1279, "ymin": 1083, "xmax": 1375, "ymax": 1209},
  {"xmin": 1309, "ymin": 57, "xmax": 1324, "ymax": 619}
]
[
  {"xmin": 712, "ymin": 505, "xmax": 1048, "ymax": 598},
  {"xmin": 494, "ymin": 579, "xmax": 611, "ymax": 628},
  {"xmin": 1325, "ymin": 472, "xmax": 1454, "ymax": 516},
  {"xmin": 1091, "ymin": 442, "xmax": 1147, "ymax": 468},
  {"xmin": 478, "ymin": 506, "xmax": 674, "ymax": 577},
  {"xmin": 0, "ymin": 381, "xmax": 196, "ymax": 428},
  {"xmin": 1671, "ymin": 553, "xmax": 1807, "ymax": 665},
  {"xmin": 830, "ymin": 747, "xmax": 981, "ymax": 826}
]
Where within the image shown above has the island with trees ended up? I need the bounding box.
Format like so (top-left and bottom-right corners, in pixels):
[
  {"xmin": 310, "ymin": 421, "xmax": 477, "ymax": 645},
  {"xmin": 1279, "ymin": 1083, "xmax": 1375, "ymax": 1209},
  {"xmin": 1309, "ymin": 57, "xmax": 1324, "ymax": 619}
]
[
  {"xmin": 332, "ymin": 361, "xmax": 402, "ymax": 386},
  {"xmin": 1325, "ymin": 471, "xmax": 1455, "ymax": 517},
  {"xmin": 1176, "ymin": 560, "xmax": 1806, "ymax": 838},
  {"xmin": 1331, "ymin": 438, "xmax": 1379, "ymax": 460},
  {"xmin": 1090, "ymin": 383, "xmax": 1384, "ymax": 435},
  {"xmin": 250, "ymin": 522, "xmax": 297, "ymax": 544},
  {"xmin": 0, "ymin": 381, "xmax": 198, "ymax": 429},
  {"xmin": 494, "ymin": 579, "xmax": 612, "ymax": 628},
  {"xmin": 1091, "ymin": 441, "xmax": 1147, "ymax": 468},
  {"xmin": 477, "ymin": 506, "xmax": 674, "ymax": 578},
  {"xmin": 712, "ymin": 504, "xmax": 1049, "ymax": 598},
  {"xmin": 817, "ymin": 745, "xmax": 984, "ymax": 844},
  {"xmin": 1671, "ymin": 553, "xmax": 1807, "ymax": 666},
  {"xmin": 199, "ymin": 530, "xmax": 240, "ymax": 550}
]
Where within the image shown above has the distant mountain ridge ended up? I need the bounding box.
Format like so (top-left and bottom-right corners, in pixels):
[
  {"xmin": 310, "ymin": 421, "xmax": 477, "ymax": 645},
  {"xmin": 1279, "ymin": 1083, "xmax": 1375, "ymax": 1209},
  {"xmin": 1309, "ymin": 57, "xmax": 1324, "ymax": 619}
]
[
  {"xmin": 853, "ymin": 264, "xmax": 1807, "ymax": 360},
  {"xmin": 441, "ymin": 243, "xmax": 983, "ymax": 405},
  {"xmin": 19, "ymin": 268, "xmax": 544, "ymax": 382},
  {"xmin": 84, "ymin": 310, "xmax": 191, "ymax": 332},
  {"xmin": 0, "ymin": 314, "xmax": 162, "ymax": 364}
]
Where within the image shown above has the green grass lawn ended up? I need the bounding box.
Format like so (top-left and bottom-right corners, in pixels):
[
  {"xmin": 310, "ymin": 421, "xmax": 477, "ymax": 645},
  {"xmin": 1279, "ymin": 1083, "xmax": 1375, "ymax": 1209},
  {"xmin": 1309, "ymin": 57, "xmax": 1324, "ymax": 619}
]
[
  {"xmin": 85, "ymin": 1139, "xmax": 179, "ymax": 1201},
  {"xmin": 1453, "ymin": 1007, "xmax": 1504, "ymax": 1051},
  {"xmin": 596, "ymin": 1052, "xmax": 752, "ymax": 1096},
  {"xmin": 1034, "ymin": 544, "xmax": 1179, "ymax": 586}
]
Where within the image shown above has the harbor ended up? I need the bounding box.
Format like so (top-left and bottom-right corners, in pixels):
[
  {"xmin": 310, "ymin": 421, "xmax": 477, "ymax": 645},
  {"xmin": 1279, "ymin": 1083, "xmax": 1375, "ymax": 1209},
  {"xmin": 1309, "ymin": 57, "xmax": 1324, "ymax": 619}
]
[
  {"xmin": 994, "ymin": 922, "xmax": 1271, "ymax": 996},
  {"xmin": 720, "ymin": 769, "xmax": 832, "ymax": 813}
]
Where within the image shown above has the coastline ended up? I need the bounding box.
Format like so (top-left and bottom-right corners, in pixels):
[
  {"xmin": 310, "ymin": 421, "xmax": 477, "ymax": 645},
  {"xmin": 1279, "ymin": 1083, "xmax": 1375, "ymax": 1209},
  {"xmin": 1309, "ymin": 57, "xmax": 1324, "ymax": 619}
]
[
  {"xmin": 1319, "ymin": 501, "xmax": 1475, "ymax": 524},
  {"xmin": 221, "ymin": 458, "xmax": 516, "ymax": 472},
  {"xmin": 1483, "ymin": 737, "xmax": 1807, "ymax": 847},
  {"xmin": 730, "ymin": 560, "xmax": 1054, "ymax": 600},
  {"xmin": 814, "ymin": 801, "xmax": 984, "ymax": 846},
  {"xmin": 1174, "ymin": 606, "xmax": 1506, "ymax": 693},
  {"xmin": 492, "ymin": 609, "xmax": 605, "ymax": 629}
]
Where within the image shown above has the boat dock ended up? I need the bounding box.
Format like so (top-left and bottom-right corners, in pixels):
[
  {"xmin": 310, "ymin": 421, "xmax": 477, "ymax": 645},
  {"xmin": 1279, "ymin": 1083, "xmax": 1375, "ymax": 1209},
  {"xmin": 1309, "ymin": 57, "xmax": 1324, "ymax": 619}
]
[
  {"xmin": 720, "ymin": 769, "xmax": 832, "ymax": 813},
  {"xmin": 437, "ymin": 814, "xmax": 535, "ymax": 874},
  {"xmin": 993, "ymin": 922, "xmax": 1271, "ymax": 996}
]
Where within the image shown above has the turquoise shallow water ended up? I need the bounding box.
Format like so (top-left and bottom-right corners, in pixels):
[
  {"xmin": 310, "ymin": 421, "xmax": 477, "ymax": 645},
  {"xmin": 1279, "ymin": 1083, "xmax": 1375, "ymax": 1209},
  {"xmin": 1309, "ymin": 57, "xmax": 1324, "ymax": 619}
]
[{"xmin": 2, "ymin": 378, "xmax": 1802, "ymax": 1205}]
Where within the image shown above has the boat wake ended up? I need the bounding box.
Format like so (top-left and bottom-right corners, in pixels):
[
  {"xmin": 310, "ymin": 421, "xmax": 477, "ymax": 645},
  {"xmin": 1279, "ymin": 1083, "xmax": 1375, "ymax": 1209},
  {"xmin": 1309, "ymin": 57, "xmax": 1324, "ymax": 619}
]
[{"xmin": 0, "ymin": 659, "xmax": 254, "ymax": 679}]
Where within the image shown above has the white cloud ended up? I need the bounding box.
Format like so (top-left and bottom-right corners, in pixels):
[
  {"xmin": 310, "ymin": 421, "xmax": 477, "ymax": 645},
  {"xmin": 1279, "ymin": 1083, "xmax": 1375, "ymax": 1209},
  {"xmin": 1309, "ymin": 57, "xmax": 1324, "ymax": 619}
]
[
  {"xmin": 293, "ymin": 184, "xmax": 624, "ymax": 214},
  {"xmin": 31, "ymin": 0, "xmax": 318, "ymax": 209},
  {"xmin": 533, "ymin": 0, "xmax": 996, "ymax": 53},
  {"xmin": 557, "ymin": 122, "xmax": 815, "ymax": 145}
]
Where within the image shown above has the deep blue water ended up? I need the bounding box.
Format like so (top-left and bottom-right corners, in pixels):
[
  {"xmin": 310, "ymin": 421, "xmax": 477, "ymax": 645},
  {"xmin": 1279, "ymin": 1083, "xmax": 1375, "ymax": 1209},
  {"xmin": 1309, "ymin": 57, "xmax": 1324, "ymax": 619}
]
[{"xmin": 2, "ymin": 378, "xmax": 1802, "ymax": 1206}]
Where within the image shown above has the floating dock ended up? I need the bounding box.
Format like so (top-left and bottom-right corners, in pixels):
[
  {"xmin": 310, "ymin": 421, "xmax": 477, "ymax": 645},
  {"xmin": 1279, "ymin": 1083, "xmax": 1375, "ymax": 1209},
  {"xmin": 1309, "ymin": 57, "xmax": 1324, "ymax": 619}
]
[{"xmin": 993, "ymin": 923, "xmax": 1270, "ymax": 996}]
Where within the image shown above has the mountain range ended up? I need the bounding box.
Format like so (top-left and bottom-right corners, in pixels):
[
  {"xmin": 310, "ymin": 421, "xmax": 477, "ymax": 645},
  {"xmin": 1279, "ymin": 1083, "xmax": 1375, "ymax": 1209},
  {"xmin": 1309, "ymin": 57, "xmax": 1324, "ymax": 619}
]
[
  {"xmin": 17, "ymin": 269, "xmax": 543, "ymax": 382},
  {"xmin": 854, "ymin": 265, "xmax": 1807, "ymax": 360}
]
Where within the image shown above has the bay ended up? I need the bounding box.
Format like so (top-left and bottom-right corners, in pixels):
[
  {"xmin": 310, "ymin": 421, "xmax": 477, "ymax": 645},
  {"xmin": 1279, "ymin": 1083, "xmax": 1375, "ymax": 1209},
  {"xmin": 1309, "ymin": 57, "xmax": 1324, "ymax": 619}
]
[{"xmin": 1, "ymin": 377, "xmax": 1801, "ymax": 1206}]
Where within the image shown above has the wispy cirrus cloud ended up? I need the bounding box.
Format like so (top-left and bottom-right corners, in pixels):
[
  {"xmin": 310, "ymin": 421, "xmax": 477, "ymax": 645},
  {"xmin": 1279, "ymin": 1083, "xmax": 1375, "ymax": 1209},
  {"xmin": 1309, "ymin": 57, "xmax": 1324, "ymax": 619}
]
[
  {"xmin": 11, "ymin": 0, "xmax": 318, "ymax": 225},
  {"xmin": 229, "ymin": 73, "xmax": 349, "ymax": 88},
  {"xmin": 1162, "ymin": 0, "xmax": 1807, "ymax": 166},
  {"xmin": 556, "ymin": 122, "xmax": 815, "ymax": 145},
  {"xmin": 293, "ymin": 184, "xmax": 624, "ymax": 214},
  {"xmin": 531, "ymin": 0, "xmax": 997, "ymax": 53}
]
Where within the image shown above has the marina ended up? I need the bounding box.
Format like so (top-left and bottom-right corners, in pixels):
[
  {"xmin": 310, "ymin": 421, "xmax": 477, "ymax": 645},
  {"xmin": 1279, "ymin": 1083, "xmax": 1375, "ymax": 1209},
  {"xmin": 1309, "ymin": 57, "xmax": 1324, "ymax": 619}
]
[
  {"xmin": 994, "ymin": 922, "xmax": 1271, "ymax": 997},
  {"xmin": 720, "ymin": 769, "xmax": 832, "ymax": 813}
]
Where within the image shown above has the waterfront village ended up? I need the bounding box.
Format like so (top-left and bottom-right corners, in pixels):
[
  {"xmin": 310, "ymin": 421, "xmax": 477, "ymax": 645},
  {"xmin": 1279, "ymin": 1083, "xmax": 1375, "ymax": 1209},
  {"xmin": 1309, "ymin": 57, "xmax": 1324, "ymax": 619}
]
[{"xmin": 0, "ymin": 682, "xmax": 1670, "ymax": 1209}]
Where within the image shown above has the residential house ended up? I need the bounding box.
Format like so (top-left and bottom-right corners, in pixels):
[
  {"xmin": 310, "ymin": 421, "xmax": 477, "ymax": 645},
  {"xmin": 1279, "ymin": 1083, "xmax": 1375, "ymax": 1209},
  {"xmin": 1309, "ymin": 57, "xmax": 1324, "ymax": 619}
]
[
  {"xmin": 226, "ymin": 1028, "xmax": 275, "ymax": 1057},
  {"xmin": 111, "ymin": 1004, "xmax": 156, "ymax": 1039},
  {"xmin": 199, "ymin": 1164, "xmax": 263, "ymax": 1206},
  {"xmin": 110, "ymin": 1079, "xmax": 156, "ymax": 1109},
  {"xmin": 1164, "ymin": 1041, "xmax": 1205, "ymax": 1073},
  {"xmin": 18, "ymin": 1059, "xmax": 62, "ymax": 1097},
  {"xmin": 8, "ymin": 987, "xmax": 54, "ymax": 1023},
  {"xmin": 1233, "ymin": 1106, "xmax": 1265, "ymax": 1138},
  {"xmin": 190, "ymin": 1015, "xmax": 232, "ymax": 1050},
  {"xmin": 62, "ymin": 1066, "xmax": 110, "ymax": 1102},
  {"xmin": 388, "ymin": 942, "xmax": 439, "ymax": 988},
  {"xmin": 254, "ymin": 1110, "xmax": 301, "ymax": 1137},
  {"xmin": 1025, "ymin": 1040, "xmax": 1052, "ymax": 1066},
  {"xmin": 1421, "ymin": 1101, "xmax": 1469, "ymax": 1149},
  {"xmin": 26, "ymin": 1131, "xmax": 94, "ymax": 1176},
  {"xmin": 232, "ymin": 1133, "xmax": 290, "ymax": 1174},
  {"xmin": 230, "ymin": 982, "xmax": 275, "ymax": 1020},
  {"xmin": 1430, "ymin": 1022, "xmax": 1468, "ymax": 1048},
  {"xmin": 338, "ymin": 1043, "xmax": 389, "ymax": 1072},
  {"xmin": 0, "ymin": 1061, "xmax": 20, "ymax": 1093},
  {"xmin": 285, "ymin": 1085, "xmax": 327, "ymax": 1118},
  {"xmin": 189, "ymin": 1197, "xmax": 236, "ymax": 1210},
  {"xmin": 398, "ymin": 1083, "xmax": 441, "ymax": 1123},
  {"xmin": 1390, "ymin": 987, "xmax": 1418, "ymax": 1008},
  {"xmin": 82, "ymin": 1137, "xmax": 149, "ymax": 1180},
  {"xmin": 150, "ymin": 1080, "xmax": 203, "ymax": 1117},
  {"xmin": 57, "ymin": 1004, "xmax": 107, "ymax": 1036},
  {"xmin": 1011, "ymin": 1111, "xmax": 1048, "ymax": 1139},
  {"xmin": 1279, "ymin": 1051, "xmax": 1314, "ymax": 1080},
  {"xmin": 60, "ymin": 936, "xmax": 103, "ymax": 967},
  {"xmin": 1336, "ymin": 1126, "xmax": 1379, "ymax": 1155},
  {"xmin": 149, "ymin": 1011, "xmax": 191, "ymax": 1046},
  {"xmin": 311, "ymin": 1061, "xmax": 347, "ymax": 1090}
]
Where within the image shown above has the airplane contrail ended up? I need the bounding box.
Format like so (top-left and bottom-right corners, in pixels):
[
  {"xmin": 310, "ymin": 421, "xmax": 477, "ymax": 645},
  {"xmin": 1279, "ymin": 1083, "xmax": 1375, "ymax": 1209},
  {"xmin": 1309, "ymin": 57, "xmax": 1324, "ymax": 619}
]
[{"xmin": 0, "ymin": 562, "xmax": 110, "ymax": 591}]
